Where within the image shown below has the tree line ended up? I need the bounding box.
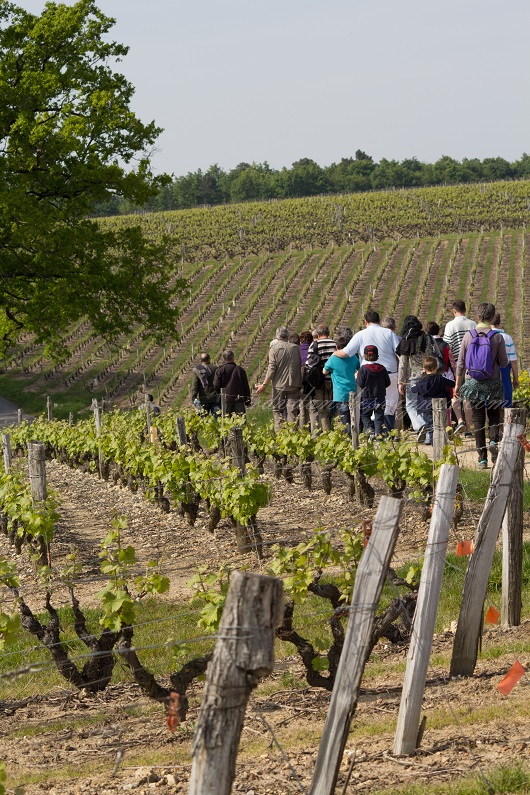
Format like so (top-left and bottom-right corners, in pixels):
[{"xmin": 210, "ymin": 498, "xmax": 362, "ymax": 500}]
[{"xmin": 95, "ymin": 151, "xmax": 530, "ymax": 216}]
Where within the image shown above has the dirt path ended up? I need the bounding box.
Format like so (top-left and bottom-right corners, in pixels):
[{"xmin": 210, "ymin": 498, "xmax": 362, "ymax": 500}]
[
  {"xmin": 1, "ymin": 458, "xmax": 391, "ymax": 614},
  {"xmin": 0, "ymin": 395, "xmax": 32, "ymax": 428}
]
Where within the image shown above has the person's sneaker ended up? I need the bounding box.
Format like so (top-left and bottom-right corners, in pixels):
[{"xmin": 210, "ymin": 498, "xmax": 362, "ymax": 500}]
[
  {"xmin": 416, "ymin": 426, "xmax": 427, "ymax": 443},
  {"xmin": 465, "ymin": 432, "xmax": 473, "ymax": 438},
  {"xmin": 489, "ymin": 440, "xmax": 499, "ymax": 464},
  {"xmin": 455, "ymin": 421, "xmax": 466, "ymax": 435},
  {"xmin": 478, "ymin": 460, "xmax": 488, "ymax": 470}
]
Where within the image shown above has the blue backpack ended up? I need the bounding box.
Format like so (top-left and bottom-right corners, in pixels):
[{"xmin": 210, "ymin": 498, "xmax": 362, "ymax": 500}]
[{"xmin": 465, "ymin": 329, "xmax": 498, "ymax": 381}]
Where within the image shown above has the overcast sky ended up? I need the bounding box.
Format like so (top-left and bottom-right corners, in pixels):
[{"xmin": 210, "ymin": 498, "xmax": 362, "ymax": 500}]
[{"xmin": 16, "ymin": 0, "xmax": 530, "ymax": 177}]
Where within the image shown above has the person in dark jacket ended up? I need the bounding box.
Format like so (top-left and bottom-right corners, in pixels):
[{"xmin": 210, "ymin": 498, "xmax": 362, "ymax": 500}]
[
  {"xmin": 357, "ymin": 345, "xmax": 390, "ymax": 438},
  {"xmin": 411, "ymin": 356, "xmax": 452, "ymax": 445},
  {"xmin": 191, "ymin": 353, "xmax": 220, "ymax": 415},
  {"xmin": 213, "ymin": 350, "xmax": 251, "ymax": 415}
]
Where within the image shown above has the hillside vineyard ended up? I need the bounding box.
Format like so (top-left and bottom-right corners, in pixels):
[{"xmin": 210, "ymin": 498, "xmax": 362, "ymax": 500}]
[{"xmin": 6, "ymin": 181, "xmax": 530, "ymax": 413}]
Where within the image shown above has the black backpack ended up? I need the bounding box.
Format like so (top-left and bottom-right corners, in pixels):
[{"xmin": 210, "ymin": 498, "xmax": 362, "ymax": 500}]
[
  {"xmin": 302, "ymin": 341, "xmax": 326, "ymax": 394},
  {"xmin": 426, "ymin": 334, "xmax": 446, "ymax": 373}
]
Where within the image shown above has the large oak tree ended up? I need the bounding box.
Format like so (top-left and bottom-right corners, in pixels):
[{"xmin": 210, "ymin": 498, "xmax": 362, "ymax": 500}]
[{"xmin": 0, "ymin": 0, "xmax": 182, "ymax": 356}]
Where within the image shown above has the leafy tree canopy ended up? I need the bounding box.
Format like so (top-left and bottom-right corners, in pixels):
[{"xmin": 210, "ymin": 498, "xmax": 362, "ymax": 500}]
[{"xmin": 0, "ymin": 0, "xmax": 182, "ymax": 357}]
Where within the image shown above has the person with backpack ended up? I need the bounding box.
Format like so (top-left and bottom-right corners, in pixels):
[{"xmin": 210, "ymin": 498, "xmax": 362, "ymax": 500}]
[
  {"xmin": 455, "ymin": 302, "xmax": 508, "ymax": 469},
  {"xmin": 443, "ymin": 299, "xmax": 476, "ymax": 436},
  {"xmin": 213, "ymin": 350, "xmax": 252, "ymax": 415},
  {"xmin": 303, "ymin": 324, "xmax": 336, "ymax": 433},
  {"xmin": 323, "ymin": 336, "xmax": 359, "ymax": 436},
  {"xmin": 410, "ymin": 356, "xmax": 452, "ymax": 445},
  {"xmin": 191, "ymin": 353, "xmax": 220, "ymax": 415},
  {"xmin": 397, "ymin": 315, "xmax": 445, "ymax": 441},
  {"xmin": 256, "ymin": 326, "xmax": 301, "ymax": 432},
  {"xmin": 425, "ymin": 321, "xmax": 465, "ymax": 432}
]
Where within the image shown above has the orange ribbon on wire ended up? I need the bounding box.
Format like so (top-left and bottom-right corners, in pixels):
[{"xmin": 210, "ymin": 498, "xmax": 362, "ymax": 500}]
[
  {"xmin": 485, "ymin": 605, "xmax": 500, "ymax": 624},
  {"xmin": 497, "ymin": 661, "xmax": 526, "ymax": 695},
  {"xmin": 456, "ymin": 539, "xmax": 474, "ymax": 556}
]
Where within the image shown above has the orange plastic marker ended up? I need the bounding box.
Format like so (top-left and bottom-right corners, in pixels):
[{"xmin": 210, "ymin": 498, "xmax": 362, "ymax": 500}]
[
  {"xmin": 456, "ymin": 539, "xmax": 474, "ymax": 556},
  {"xmin": 485, "ymin": 605, "xmax": 500, "ymax": 624},
  {"xmin": 497, "ymin": 661, "xmax": 526, "ymax": 696},
  {"xmin": 362, "ymin": 520, "xmax": 372, "ymax": 548},
  {"xmin": 166, "ymin": 691, "xmax": 180, "ymax": 732},
  {"xmin": 516, "ymin": 433, "xmax": 530, "ymax": 452}
]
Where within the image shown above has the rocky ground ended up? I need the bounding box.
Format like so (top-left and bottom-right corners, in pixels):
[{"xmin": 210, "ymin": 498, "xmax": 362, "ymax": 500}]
[{"xmin": 0, "ymin": 454, "xmax": 529, "ymax": 794}]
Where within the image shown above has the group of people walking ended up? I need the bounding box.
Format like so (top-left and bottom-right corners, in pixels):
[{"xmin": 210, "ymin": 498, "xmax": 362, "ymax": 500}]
[{"xmin": 190, "ymin": 300, "xmax": 519, "ymax": 468}]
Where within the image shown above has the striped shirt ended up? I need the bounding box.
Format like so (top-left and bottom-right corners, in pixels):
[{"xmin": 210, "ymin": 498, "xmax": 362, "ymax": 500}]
[
  {"xmin": 443, "ymin": 315, "xmax": 476, "ymax": 359},
  {"xmin": 308, "ymin": 338, "xmax": 337, "ymax": 381},
  {"xmin": 492, "ymin": 328, "xmax": 517, "ymax": 362}
]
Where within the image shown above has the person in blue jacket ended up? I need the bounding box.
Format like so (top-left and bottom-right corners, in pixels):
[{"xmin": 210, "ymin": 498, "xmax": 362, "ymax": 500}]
[{"xmin": 323, "ymin": 336, "xmax": 359, "ymax": 436}]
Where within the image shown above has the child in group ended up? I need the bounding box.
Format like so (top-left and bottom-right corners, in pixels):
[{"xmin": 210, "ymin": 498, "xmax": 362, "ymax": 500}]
[
  {"xmin": 357, "ymin": 345, "xmax": 390, "ymax": 438},
  {"xmin": 410, "ymin": 356, "xmax": 452, "ymax": 445}
]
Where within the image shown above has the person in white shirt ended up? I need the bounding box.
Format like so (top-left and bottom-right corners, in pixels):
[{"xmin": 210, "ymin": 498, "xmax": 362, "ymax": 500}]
[
  {"xmin": 443, "ymin": 300, "xmax": 476, "ymax": 434},
  {"xmin": 490, "ymin": 313, "xmax": 519, "ymax": 407},
  {"xmin": 334, "ymin": 309, "xmax": 400, "ymax": 431}
]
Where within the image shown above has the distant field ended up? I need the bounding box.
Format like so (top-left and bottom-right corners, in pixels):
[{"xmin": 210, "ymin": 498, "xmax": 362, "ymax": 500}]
[{"xmin": 3, "ymin": 182, "xmax": 529, "ymax": 418}]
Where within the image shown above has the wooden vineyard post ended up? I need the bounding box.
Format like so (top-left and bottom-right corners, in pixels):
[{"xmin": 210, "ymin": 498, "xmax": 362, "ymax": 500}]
[
  {"xmin": 176, "ymin": 417, "xmax": 188, "ymax": 446},
  {"xmin": 68, "ymin": 412, "xmax": 74, "ymax": 427},
  {"xmin": 91, "ymin": 399, "xmax": 103, "ymax": 478},
  {"xmin": 27, "ymin": 441, "xmax": 48, "ymax": 565},
  {"xmin": 17, "ymin": 409, "xmax": 22, "ymax": 425},
  {"xmin": 450, "ymin": 408, "xmax": 526, "ymax": 676},
  {"xmin": 189, "ymin": 571, "xmax": 283, "ymax": 795},
  {"xmin": 393, "ymin": 464, "xmax": 459, "ymax": 756},
  {"xmin": 432, "ymin": 398, "xmax": 448, "ymax": 460},
  {"xmin": 501, "ymin": 408, "xmax": 526, "ymax": 626},
  {"xmin": 2, "ymin": 433, "xmax": 11, "ymax": 473},
  {"xmin": 144, "ymin": 394, "xmax": 151, "ymax": 438},
  {"xmin": 28, "ymin": 441, "xmax": 47, "ymax": 502},
  {"xmin": 229, "ymin": 426, "xmax": 262, "ymax": 557},
  {"xmin": 349, "ymin": 390, "xmax": 359, "ymax": 450},
  {"xmin": 46, "ymin": 395, "xmax": 52, "ymax": 422},
  {"xmin": 220, "ymin": 388, "xmax": 227, "ymax": 418},
  {"xmin": 309, "ymin": 496, "xmax": 403, "ymax": 795},
  {"xmin": 229, "ymin": 426, "xmax": 246, "ymax": 476}
]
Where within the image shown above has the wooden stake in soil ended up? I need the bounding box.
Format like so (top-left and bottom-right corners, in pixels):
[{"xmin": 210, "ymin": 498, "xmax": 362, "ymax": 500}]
[
  {"xmin": 2, "ymin": 433, "xmax": 12, "ymax": 474},
  {"xmin": 144, "ymin": 394, "xmax": 151, "ymax": 438},
  {"xmin": 176, "ymin": 417, "xmax": 188, "ymax": 446},
  {"xmin": 189, "ymin": 571, "xmax": 283, "ymax": 795},
  {"xmin": 27, "ymin": 441, "xmax": 47, "ymax": 502},
  {"xmin": 229, "ymin": 426, "xmax": 246, "ymax": 476},
  {"xmin": 501, "ymin": 408, "xmax": 526, "ymax": 626},
  {"xmin": 309, "ymin": 496, "xmax": 403, "ymax": 795},
  {"xmin": 450, "ymin": 408, "xmax": 526, "ymax": 676},
  {"xmin": 220, "ymin": 388, "xmax": 227, "ymax": 418},
  {"xmin": 393, "ymin": 464, "xmax": 459, "ymax": 756},
  {"xmin": 46, "ymin": 395, "xmax": 52, "ymax": 422},
  {"xmin": 27, "ymin": 440, "xmax": 48, "ymax": 565},
  {"xmin": 17, "ymin": 409, "xmax": 22, "ymax": 425},
  {"xmin": 91, "ymin": 399, "xmax": 103, "ymax": 478},
  {"xmin": 432, "ymin": 398, "xmax": 448, "ymax": 460},
  {"xmin": 348, "ymin": 390, "xmax": 359, "ymax": 450}
]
